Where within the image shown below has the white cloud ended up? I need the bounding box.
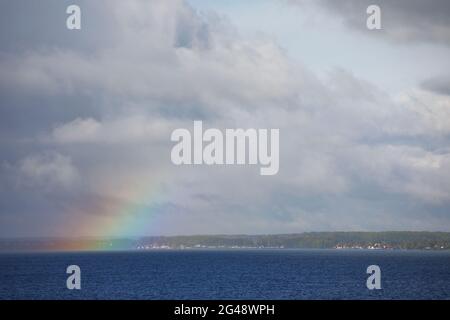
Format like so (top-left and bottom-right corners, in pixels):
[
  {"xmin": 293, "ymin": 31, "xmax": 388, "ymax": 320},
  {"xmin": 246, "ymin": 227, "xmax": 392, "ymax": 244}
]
[
  {"xmin": 50, "ymin": 115, "xmax": 176, "ymax": 145},
  {"xmin": 52, "ymin": 118, "xmax": 101, "ymax": 143}
]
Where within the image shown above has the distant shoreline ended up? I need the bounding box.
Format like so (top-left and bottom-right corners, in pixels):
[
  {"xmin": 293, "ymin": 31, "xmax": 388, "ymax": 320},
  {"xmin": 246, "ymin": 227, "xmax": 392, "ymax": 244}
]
[{"xmin": 1, "ymin": 231, "xmax": 449, "ymax": 252}]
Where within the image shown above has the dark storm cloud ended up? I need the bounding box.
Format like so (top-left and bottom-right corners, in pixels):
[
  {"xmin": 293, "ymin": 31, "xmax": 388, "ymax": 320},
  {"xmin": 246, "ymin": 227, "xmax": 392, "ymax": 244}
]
[
  {"xmin": 290, "ymin": 0, "xmax": 450, "ymax": 45},
  {"xmin": 421, "ymin": 75, "xmax": 450, "ymax": 96}
]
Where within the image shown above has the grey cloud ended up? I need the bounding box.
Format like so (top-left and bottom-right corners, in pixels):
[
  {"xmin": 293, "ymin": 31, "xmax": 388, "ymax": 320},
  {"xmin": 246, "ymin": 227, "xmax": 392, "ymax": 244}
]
[
  {"xmin": 1, "ymin": 0, "xmax": 450, "ymax": 237},
  {"xmin": 0, "ymin": 0, "xmax": 120, "ymax": 54},
  {"xmin": 0, "ymin": 0, "xmax": 302, "ymax": 118},
  {"xmin": 289, "ymin": 0, "xmax": 450, "ymax": 46},
  {"xmin": 421, "ymin": 75, "xmax": 450, "ymax": 96},
  {"xmin": 15, "ymin": 152, "xmax": 79, "ymax": 190}
]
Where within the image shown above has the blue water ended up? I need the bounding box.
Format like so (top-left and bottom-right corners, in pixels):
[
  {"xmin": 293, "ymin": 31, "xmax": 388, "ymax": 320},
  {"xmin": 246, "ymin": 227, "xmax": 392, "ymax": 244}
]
[{"xmin": 0, "ymin": 249, "xmax": 449, "ymax": 300}]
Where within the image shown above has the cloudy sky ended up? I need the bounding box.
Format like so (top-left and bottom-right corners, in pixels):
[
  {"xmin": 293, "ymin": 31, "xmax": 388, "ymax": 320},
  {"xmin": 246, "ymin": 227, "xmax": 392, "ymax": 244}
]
[{"xmin": 1, "ymin": 0, "xmax": 450, "ymax": 237}]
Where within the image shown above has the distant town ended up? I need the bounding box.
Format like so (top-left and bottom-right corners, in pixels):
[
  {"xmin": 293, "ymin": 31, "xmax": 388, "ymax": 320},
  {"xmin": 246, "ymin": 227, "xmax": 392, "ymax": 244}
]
[{"xmin": 1, "ymin": 232, "xmax": 450, "ymax": 252}]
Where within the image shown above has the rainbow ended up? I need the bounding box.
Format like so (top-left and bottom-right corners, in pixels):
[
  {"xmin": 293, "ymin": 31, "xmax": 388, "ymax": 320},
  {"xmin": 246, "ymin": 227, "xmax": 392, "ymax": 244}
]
[{"xmin": 57, "ymin": 168, "xmax": 170, "ymax": 251}]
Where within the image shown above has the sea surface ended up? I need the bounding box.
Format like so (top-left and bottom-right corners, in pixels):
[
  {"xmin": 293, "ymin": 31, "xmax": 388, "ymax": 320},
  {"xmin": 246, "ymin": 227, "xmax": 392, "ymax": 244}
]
[{"xmin": 0, "ymin": 249, "xmax": 449, "ymax": 300}]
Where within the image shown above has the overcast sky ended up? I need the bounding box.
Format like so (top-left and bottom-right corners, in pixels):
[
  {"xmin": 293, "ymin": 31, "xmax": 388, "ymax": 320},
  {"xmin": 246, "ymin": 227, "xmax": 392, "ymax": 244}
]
[{"xmin": 1, "ymin": 0, "xmax": 450, "ymax": 237}]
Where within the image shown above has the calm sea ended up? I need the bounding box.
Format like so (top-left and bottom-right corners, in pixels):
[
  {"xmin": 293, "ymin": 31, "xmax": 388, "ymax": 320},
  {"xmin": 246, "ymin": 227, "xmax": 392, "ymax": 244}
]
[{"xmin": 0, "ymin": 249, "xmax": 449, "ymax": 300}]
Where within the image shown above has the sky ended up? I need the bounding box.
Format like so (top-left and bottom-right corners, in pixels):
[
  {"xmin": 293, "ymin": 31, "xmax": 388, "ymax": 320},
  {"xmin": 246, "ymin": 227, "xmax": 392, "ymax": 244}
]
[{"xmin": 0, "ymin": 0, "xmax": 450, "ymax": 238}]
